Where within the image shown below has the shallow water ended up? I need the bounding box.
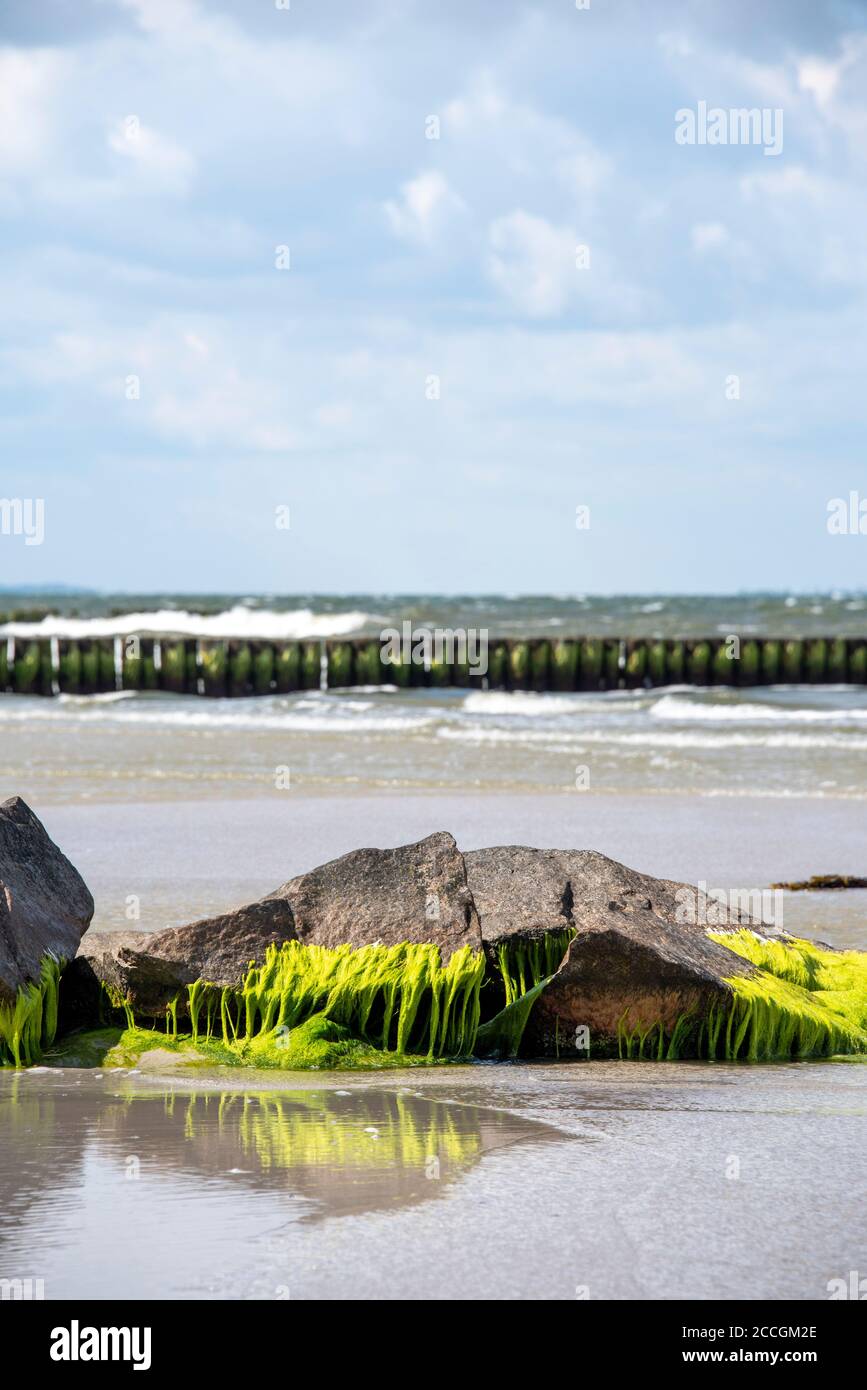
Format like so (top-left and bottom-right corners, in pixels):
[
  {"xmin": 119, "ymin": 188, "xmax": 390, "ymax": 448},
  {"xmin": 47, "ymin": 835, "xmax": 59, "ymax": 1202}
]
[
  {"xmin": 4, "ymin": 682, "xmax": 867, "ymax": 803},
  {"xmin": 2, "ymin": 1061, "xmax": 865, "ymax": 1300}
]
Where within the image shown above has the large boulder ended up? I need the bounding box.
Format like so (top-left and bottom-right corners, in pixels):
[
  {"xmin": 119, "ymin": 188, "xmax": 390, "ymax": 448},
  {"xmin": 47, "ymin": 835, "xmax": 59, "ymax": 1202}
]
[
  {"xmin": 65, "ymin": 832, "xmax": 480, "ymax": 1025},
  {"xmin": 519, "ymin": 907, "xmax": 755, "ymax": 1058},
  {"xmin": 464, "ymin": 845, "xmax": 760, "ymax": 947},
  {"xmin": 277, "ymin": 831, "xmax": 481, "ymax": 957},
  {"xmin": 62, "ymin": 895, "xmax": 297, "ymax": 1026},
  {"xmin": 0, "ymin": 796, "xmax": 93, "ymax": 1004}
]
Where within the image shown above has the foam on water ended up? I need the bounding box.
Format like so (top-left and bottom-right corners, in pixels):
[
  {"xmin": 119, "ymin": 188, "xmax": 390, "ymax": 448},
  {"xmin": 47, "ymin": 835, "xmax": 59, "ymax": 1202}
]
[{"xmin": 0, "ymin": 605, "xmax": 375, "ymax": 641}]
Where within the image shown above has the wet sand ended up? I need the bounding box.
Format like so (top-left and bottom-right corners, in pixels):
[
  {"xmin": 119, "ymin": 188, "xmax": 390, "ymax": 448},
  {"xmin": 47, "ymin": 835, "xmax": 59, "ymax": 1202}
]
[
  {"xmin": 2, "ymin": 1060, "xmax": 865, "ymax": 1301},
  {"xmin": 39, "ymin": 791, "xmax": 867, "ymax": 949}
]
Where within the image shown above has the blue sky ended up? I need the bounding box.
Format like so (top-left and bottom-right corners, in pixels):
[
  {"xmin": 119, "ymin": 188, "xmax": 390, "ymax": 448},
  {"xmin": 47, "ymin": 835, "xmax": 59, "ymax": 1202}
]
[{"xmin": 1, "ymin": 0, "xmax": 866, "ymax": 594}]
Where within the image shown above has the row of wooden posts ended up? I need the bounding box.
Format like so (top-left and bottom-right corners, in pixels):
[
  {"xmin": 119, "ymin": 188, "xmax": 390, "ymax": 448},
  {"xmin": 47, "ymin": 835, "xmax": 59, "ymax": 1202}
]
[{"xmin": 1, "ymin": 634, "xmax": 865, "ymax": 696}]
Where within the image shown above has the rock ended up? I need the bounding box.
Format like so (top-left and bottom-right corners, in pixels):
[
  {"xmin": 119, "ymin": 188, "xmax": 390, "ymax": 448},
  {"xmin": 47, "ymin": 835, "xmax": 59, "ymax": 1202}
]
[
  {"xmin": 277, "ymin": 831, "xmax": 481, "ymax": 957},
  {"xmin": 519, "ymin": 907, "xmax": 755, "ymax": 1058},
  {"xmin": 66, "ymin": 832, "xmax": 478, "ymax": 1025},
  {"xmin": 464, "ymin": 844, "xmax": 756, "ymax": 946},
  {"xmin": 63, "ymin": 895, "xmax": 296, "ymax": 1025},
  {"xmin": 0, "ymin": 796, "xmax": 94, "ymax": 1004}
]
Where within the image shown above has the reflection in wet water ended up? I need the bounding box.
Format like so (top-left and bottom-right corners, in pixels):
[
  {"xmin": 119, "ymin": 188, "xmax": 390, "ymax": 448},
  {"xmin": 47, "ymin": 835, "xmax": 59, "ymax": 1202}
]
[
  {"xmin": 0, "ymin": 1072, "xmax": 564, "ymax": 1297},
  {"xmin": 3, "ymin": 1062, "xmax": 865, "ymax": 1300}
]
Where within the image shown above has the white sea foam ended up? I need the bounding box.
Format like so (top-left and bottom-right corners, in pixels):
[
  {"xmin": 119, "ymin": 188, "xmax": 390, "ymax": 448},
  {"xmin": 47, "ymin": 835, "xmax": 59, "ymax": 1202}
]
[
  {"xmin": 461, "ymin": 690, "xmax": 649, "ymax": 717},
  {"xmin": 650, "ymin": 694, "xmax": 867, "ymax": 724},
  {"xmin": 0, "ymin": 605, "xmax": 373, "ymax": 640}
]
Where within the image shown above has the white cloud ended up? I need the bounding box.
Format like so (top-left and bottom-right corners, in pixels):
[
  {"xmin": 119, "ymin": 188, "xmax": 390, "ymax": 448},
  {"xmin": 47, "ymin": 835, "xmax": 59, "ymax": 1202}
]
[
  {"xmin": 108, "ymin": 117, "xmax": 195, "ymax": 190},
  {"xmin": 691, "ymin": 222, "xmax": 729, "ymax": 253},
  {"xmin": 384, "ymin": 171, "xmax": 465, "ymax": 246},
  {"xmin": 488, "ymin": 210, "xmax": 576, "ymax": 318}
]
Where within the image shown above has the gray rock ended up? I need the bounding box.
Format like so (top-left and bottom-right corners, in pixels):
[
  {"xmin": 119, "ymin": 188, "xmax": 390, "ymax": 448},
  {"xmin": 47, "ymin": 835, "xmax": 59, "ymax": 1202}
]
[
  {"xmin": 277, "ymin": 831, "xmax": 481, "ymax": 957},
  {"xmin": 464, "ymin": 844, "xmax": 766, "ymax": 945},
  {"xmin": 520, "ymin": 907, "xmax": 755, "ymax": 1058},
  {"xmin": 64, "ymin": 896, "xmax": 296, "ymax": 1024},
  {"xmin": 0, "ymin": 796, "xmax": 94, "ymax": 1004}
]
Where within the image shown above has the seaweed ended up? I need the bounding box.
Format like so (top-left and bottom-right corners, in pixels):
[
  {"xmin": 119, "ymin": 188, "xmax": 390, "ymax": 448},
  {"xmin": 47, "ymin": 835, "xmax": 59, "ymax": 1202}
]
[{"xmin": 0, "ymin": 956, "xmax": 62, "ymax": 1067}]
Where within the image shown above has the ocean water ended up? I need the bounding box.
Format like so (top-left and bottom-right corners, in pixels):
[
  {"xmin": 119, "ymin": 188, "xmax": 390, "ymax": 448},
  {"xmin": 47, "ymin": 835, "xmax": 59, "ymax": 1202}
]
[
  {"xmin": 2, "ymin": 682, "xmax": 867, "ymax": 805},
  {"xmin": 2, "ymin": 588, "xmax": 867, "ymax": 638}
]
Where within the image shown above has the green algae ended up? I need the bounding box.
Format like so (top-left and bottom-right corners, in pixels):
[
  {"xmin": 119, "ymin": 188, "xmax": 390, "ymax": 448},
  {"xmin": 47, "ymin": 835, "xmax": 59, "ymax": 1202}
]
[
  {"xmin": 496, "ymin": 931, "xmax": 575, "ymax": 1007},
  {"xmin": 614, "ymin": 932, "xmax": 867, "ymax": 1063},
  {"xmin": 707, "ymin": 930, "xmax": 867, "ymax": 1060},
  {"xmin": 0, "ymin": 956, "xmax": 62, "ymax": 1067}
]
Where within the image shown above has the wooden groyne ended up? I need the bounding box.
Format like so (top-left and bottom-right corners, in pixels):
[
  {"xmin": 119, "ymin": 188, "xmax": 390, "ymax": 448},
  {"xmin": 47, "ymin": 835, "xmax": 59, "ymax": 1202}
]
[{"xmin": 0, "ymin": 635, "xmax": 864, "ymax": 696}]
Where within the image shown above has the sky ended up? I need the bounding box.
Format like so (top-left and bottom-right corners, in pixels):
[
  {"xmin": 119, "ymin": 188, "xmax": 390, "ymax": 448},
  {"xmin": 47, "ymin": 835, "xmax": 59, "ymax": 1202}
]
[{"xmin": 1, "ymin": 0, "xmax": 866, "ymax": 595}]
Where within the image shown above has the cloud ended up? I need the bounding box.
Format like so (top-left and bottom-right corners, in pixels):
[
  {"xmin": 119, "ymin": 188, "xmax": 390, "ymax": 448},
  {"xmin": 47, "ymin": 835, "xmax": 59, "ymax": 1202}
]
[
  {"xmin": 487, "ymin": 210, "xmax": 577, "ymax": 318},
  {"xmin": 107, "ymin": 116, "xmax": 194, "ymax": 190},
  {"xmin": 384, "ymin": 171, "xmax": 465, "ymax": 246}
]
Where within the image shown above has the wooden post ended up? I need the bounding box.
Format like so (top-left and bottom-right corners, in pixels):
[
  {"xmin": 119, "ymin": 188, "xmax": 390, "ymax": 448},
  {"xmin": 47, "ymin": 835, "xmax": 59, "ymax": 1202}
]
[
  {"xmin": 687, "ymin": 640, "xmax": 710, "ymax": 684},
  {"xmin": 13, "ymin": 641, "xmax": 42, "ymax": 694},
  {"xmin": 647, "ymin": 640, "xmax": 667, "ymax": 686},
  {"xmin": 274, "ymin": 643, "xmax": 300, "ymax": 693},
  {"xmin": 781, "ymin": 639, "xmax": 803, "ymax": 683},
  {"xmin": 550, "ymin": 639, "xmax": 578, "ymax": 691},
  {"xmin": 327, "ymin": 641, "xmax": 353, "ymax": 689},
  {"xmin": 827, "ymin": 637, "xmax": 847, "ymax": 683},
  {"xmin": 848, "ymin": 640, "xmax": 867, "ymax": 684},
  {"xmin": 530, "ymin": 641, "xmax": 550, "ymax": 691},
  {"xmin": 252, "ymin": 642, "xmax": 274, "ymax": 695},
  {"xmin": 228, "ymin": 641, "xmax": 252, "ymax": 697},
  {"xmin": 508, "ymin": 641, "xmax": 530, "ymax": 690},
  {"xmin": 58, "ymin": 640, "xmax": 82, "ymax": 694},
  {"xmin": 625, "ymin": 641, "xmax": 647, "ymax": 687},
  {"xmin": 579, "ymin": 638, "xmax": 603, "ymax": 689},
  {"xmin": 804, "ymin": 639, "xmax": 827, "ymax": 684},
  {"xmin": 740, "ymin": 640, "xmax": 760, "ymax": 686},
  {"xmin": 761, "ymin": 639, "xmax": 780, "ymax": 684},
  {"xmin": 487, "ymin": 641, "xmax": 509, "ymax": 690}
]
